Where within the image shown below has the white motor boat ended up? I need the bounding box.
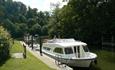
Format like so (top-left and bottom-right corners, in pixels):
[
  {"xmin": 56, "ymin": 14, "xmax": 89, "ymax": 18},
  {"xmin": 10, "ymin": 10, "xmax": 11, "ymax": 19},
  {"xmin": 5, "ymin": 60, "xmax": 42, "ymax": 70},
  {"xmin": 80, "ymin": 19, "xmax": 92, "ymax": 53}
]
[{"xmin": 41, "ymin": 38, "xmax": 97, "ymax": 67}]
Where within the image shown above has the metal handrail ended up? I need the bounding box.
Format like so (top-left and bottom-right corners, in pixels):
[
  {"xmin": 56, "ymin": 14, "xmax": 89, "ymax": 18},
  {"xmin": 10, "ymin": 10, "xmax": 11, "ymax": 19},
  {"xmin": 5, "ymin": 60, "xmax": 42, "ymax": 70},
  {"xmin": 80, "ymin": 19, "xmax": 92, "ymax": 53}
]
[{"xmin": 55, "ymin": 54, "xmax": 62, "ymax": 65}]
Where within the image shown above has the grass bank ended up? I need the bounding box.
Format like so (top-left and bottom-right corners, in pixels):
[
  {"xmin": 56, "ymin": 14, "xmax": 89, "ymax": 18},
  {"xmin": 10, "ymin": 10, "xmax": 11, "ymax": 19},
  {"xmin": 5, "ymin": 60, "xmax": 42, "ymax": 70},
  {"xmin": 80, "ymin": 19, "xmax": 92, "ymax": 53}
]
[
  {"xmin": 89, "ymin": 49, "xmax": 115, "ymax": 70},
  {"xmin": 0, "ymin": 41, "xmax": 53, "ymax": 70}
]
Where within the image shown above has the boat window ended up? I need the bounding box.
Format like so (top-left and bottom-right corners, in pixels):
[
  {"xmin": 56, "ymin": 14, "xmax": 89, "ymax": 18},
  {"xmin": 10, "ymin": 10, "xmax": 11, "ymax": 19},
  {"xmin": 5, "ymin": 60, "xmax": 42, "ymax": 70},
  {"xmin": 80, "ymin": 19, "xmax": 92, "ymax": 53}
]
[
  {"xmin": 43, "ymin": 47, "xmax": 51, "ymax": 51},
  {"xmin": 54, "ymin": 48, "xmax": 63, "ymax": 54},
  {"xmin": 74, "ymin": 46, "xmax": 76, "ymax": 53},
  {"xmin": 65, "ymin": 47, "xmax": 73, "ymax": 54},
  {"xmin": 83, "ymin": 45, "xmax": 89, "ymax": 52}
]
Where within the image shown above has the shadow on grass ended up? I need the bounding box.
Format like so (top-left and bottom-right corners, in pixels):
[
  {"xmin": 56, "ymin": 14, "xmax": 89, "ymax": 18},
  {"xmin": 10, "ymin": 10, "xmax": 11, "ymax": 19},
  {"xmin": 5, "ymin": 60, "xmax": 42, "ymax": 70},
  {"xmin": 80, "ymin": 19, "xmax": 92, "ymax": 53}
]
[
  {"xmin": 103, "ymin": 55, "xmax": 115, "ymax": 64},
  {"xmin": 72, "ymin": 64, "xmax": 102, "ymax": 70},
  {"xmin": 97, "ymin": 50, "xmax": 115, "ymax": 64},
  {"xmin": 0, "ymin": 56, "xmax": 10, "ymax": 66},
  {"xmin": 72, "ymin": 65, "xmax": 101, "ymax": 70},
  {"xmin": 89, "ymin": 65, "xmax": 101, "ymax": 70}
]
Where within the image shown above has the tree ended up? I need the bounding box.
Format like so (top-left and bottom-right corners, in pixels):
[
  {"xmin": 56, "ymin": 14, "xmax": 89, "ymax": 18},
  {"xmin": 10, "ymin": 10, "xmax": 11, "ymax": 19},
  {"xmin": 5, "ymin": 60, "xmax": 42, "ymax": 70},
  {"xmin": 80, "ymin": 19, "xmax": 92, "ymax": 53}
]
[
  {"xmin": 39, "ymin": 26, "xmax": 48, "ymax": 56},
  {"xmin": 0, "ymin": 0, "xmax": 51, "ymax": 56},
  {"xmin": 2, "ymin": 19, "xmax": 16, "ymax": 38},
  {"xmin": 15, "ymin": 23, "xmax": 28, "ymax": 38},
  {"xmin": 48, "ymin": 0, "xmax": 115, "ymax": 45},
  {"xmin": 48, "ymin": 7, "xmax": 63, "ymax": 38},
  {"xmin": 0, "ymin": 0, "xmax": 27, "ymax": 39}
]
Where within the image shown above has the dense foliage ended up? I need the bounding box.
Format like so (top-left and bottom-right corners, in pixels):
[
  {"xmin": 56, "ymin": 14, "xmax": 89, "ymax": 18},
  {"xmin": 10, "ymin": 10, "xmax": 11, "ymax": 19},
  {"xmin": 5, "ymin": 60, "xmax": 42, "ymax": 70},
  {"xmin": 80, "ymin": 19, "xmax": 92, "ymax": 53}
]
[
  {"xmin": 0, "ymin": 0, "xmax": 50, "ymax": 60},
  {"xmin": 0, "ymin": 0, "xmax": 115, "ymax": 51},
  {"xmin": 0, "ymin": 26, "xmax": 11, "ymax": 62},
  {"xmin": 48, "ymin": 0, "xmax": 115, "ymax": 45},
  {"xmin": 0, "ymin": 0, "xmax": 49, "ymax": 38}
]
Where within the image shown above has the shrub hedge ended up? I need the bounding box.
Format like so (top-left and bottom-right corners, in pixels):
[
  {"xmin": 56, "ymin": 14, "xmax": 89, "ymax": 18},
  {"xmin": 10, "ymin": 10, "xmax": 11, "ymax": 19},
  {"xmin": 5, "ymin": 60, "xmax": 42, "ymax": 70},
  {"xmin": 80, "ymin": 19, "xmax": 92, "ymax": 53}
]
[{"xmin": 0, "ymin": 26, "xmax": 12, "ymax": 62}]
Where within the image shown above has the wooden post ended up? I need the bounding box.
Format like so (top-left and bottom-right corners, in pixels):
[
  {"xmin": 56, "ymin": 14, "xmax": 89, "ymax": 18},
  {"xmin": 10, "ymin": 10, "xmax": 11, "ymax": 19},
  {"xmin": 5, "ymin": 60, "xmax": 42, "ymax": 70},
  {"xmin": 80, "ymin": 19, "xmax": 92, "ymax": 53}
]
[
  {"xmin": 101, "ymin": 35, "xmax": 103, "ymax": 50},
  {"xmin": 23, "ymin": 44, "xmax": 26, "ymax": 59},
  {"xmin": 31, "ymin": 35, "xmax": 34, "ymax": 50},
  {"xmin": 111, "ymin": 35, "xmax": 114, "ymax": 56},
  {"xmin": 27, "ymin": 34, "xmax": 29, "ymax": 46}
]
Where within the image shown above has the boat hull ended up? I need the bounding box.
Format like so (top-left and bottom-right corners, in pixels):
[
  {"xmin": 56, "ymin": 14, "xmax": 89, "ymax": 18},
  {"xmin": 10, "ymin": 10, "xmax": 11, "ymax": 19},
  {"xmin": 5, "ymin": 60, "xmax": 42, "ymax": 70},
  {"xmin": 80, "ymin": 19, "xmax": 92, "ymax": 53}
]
[
  {"xmin": 42, "ymin": 50, "xmax": 96, "ymax": 67},
  {"xmin": 54, "ymin": 56, "xmax": 95, "ymax": 67},
  {"xmin": 34, "ymin": 44, "xmax": 97, "ymax": 67}
]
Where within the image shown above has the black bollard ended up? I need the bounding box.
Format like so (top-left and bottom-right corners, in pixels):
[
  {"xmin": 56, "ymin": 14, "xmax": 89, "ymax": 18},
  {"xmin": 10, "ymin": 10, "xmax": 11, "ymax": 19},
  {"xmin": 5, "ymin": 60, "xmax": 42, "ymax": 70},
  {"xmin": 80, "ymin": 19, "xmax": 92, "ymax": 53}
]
[{"xmin": 23, "ymin": 44, "xmax": 26, "ymax": 58}]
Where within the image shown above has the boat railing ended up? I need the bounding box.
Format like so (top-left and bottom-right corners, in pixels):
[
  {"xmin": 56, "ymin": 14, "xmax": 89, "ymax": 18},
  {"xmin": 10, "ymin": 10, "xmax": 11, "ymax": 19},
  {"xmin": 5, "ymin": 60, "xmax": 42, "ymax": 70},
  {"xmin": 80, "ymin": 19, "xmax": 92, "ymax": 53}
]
[
  {"xmin": 55, "ymin": 54, "xmax": 63, "ymax": 65},
  {"xmin": 47, "ymin": 39, "xmax": 77, "ymax": 43}
]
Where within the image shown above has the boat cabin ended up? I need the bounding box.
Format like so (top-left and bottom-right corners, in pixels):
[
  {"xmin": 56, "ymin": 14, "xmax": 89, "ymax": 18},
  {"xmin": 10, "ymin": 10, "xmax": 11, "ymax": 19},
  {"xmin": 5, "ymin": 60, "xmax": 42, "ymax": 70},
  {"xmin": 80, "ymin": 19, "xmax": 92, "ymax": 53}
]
[
  {"xmin": 42, "ymin": 39, "xmax": 97, "ymax": 67},
  {"xmin": 43, "ymin": 39, "xmax": 89, "ymax": 59}
]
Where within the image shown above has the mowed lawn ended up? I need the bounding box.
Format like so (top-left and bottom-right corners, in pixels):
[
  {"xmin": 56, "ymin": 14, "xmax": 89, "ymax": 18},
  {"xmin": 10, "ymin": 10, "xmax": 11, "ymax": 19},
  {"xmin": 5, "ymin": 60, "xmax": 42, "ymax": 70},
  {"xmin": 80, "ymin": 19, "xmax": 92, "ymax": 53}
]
[
  {"xmin": 0, "ymin": 41, "xmax": 54, "ymax": 70},
  {"xmin": 90, "ymin": 50, "xmax": 115, "ymax": 70}
]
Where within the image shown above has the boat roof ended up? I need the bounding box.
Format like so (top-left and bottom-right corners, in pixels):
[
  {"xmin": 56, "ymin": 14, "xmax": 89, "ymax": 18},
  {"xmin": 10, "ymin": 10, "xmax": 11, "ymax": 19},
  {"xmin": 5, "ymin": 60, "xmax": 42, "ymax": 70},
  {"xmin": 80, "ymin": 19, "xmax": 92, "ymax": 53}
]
[
  {"xmin": 55, "ymin": 42, "xmax": 87, "ymax": 47},
  {"xmin": 44, "ymin": 39, "xmax": 87, "ymax": 47}
]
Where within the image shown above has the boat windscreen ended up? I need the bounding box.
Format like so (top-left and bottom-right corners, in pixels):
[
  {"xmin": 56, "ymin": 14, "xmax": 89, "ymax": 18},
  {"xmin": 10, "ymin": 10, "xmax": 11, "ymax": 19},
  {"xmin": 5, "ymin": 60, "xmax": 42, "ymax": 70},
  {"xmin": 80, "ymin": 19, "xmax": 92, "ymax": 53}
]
[
  {"xmin": 65, "ymin": 47, "xmax": 73, "ymax": 54},
  {"xmin": 83, "ymin": 45, "xmax": 89, "ymax": 52}
]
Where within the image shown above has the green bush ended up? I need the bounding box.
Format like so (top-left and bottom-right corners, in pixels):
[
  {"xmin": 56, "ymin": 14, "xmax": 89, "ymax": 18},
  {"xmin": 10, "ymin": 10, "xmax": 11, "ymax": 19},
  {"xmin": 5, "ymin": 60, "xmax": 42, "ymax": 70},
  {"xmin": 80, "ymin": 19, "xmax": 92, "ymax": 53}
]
[{"xmin": 0, "ymin": 26, "xmax": 12, "ymax": 62}]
